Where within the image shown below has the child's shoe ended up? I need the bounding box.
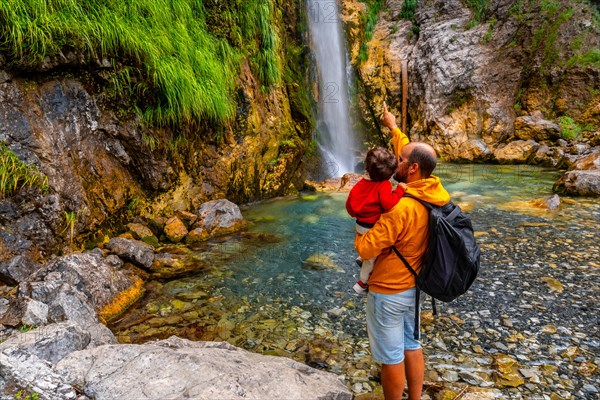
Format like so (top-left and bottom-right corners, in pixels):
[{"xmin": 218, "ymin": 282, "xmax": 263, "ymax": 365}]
[
  {"xmin": 353, "ymin": 280, "xmax": 368, "ymax": 295},
  {"xmin": 355, "ymin": 257, "xmax": 363, "ymax": 268}
]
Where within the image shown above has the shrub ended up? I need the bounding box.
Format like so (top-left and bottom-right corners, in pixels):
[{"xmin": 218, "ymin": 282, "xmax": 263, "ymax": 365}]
[{"xmin": 558, "ymin": 116, "xmax": 582, "ymax": 139}]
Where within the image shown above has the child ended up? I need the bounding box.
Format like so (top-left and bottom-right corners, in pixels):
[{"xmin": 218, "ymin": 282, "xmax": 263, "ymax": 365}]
[{"xmin": 346, "ymin": 147, "xmax": 407, "ymax": 294}]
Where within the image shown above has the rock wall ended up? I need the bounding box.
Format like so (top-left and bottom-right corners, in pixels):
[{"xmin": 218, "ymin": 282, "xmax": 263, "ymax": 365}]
[
  {"xmin": 0, "ymin": 1, "xmax": 313, "ymax": 259},
  {"xmin": 342, "ymin": 0, "xmax": 600, "ymax": 164}
]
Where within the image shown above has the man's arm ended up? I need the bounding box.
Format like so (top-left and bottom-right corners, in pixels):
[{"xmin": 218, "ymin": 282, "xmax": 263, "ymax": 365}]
[
  {"xmin": 381, "ymin": 102, "xmax": 409, "ymax": 158},
  {"xmin": 355, "ymin": 208, "xmax": 403, "ymax": 260}
]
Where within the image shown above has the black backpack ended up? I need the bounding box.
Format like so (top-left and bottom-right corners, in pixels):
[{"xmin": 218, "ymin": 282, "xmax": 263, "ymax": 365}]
[{"xmin": 392, "ymin": 194, "xmax": 480, "ymax": 339}]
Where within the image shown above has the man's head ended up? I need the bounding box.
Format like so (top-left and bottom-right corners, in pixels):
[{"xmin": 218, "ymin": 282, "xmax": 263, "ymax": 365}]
[
  {"xmin": 394, "ymin": 142, "xmax": 437, "ymax": 183},
  {"xmin": 365, "ymin": 147, "xmax": 398, "ymax": 181}
]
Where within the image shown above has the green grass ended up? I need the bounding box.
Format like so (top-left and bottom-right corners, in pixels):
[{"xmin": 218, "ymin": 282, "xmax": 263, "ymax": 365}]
[
  {"xmin": 558, "ymin": 116, "xmax": 582, "ymax": 139},
  {"xmin": 465, "ymin": 0, "xmax": 489, "ymax": 26},
  {"xmin": 0, "ymin": 0, "xmax": 282, "ymax": 129},
  {"xmin": 567, "ymin": 48, "xmax": 600, "ymax": 68},
  {"xmin": 358, "ymin": 0, "xmax": 384, "ymax": 62},
  {"xmin": 0, "ymin": 143, "xmax": 48, "ymax": 198},
  {"xmin": 400, "ymin": 0, "xmax": 417, "ymax": 21}
]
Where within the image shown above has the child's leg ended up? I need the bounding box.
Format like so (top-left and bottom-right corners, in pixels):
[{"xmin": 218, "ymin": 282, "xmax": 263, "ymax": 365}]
[{"xmin": 360, "ymin": 257, "xmax": 375, "ymax": 284}]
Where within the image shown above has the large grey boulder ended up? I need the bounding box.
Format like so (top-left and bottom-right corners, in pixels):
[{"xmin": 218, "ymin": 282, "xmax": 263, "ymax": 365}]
[
  {"xmin": 553, "ymin": 170, "xmax": 600, "ymax": 196},
  {"xmin": 189, "ymin": 199, "xmax": 246, "ymax": 242},
  {"xmin": 0, "ymin": 322, "xmax": 114, "ymax": 400},
  {"xmin": 105, "ymin": 237, "xmax": 154, "ymax": 269},
  {"xmin": 56, "ymin": 337, "xmax": 352, "ymax": 400}
]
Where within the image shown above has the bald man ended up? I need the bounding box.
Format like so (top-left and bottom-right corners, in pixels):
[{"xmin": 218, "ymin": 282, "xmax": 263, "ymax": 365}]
[{"xmin": 355, "ymin": 105, "xmax": 450, "ymax": 400}]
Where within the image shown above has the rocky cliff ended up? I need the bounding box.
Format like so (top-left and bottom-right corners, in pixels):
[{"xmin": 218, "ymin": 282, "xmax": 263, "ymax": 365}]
[
  {"xmin": 343, "ymin": 0, "xmax": 600, "ymax": 191},
  {"xmin": 0, "ymin": 0, "xmax": 314, "ymax": 260}
]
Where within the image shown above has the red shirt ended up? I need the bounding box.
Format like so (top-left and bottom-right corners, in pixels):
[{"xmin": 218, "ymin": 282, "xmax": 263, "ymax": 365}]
[{"xmin": 346, "ymin": 179, "xmax": 405, "ymax": 224}]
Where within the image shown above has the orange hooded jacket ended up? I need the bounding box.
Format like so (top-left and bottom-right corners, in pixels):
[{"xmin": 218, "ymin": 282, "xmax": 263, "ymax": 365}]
[{"xmin": 354, "ymin": 127, "xmax": 450, "ymax": 294}]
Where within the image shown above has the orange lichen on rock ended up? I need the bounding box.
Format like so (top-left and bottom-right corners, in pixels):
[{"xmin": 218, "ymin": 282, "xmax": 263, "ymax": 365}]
[{"xmin": 98, "ymin": 276, "xmax": 145, "ymax": 324}]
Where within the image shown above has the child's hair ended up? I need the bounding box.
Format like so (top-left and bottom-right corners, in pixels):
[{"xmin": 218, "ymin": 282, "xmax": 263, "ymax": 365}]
[{"xmin": 365, "ymin": 147, "xmax": 398, "ymax": 181}]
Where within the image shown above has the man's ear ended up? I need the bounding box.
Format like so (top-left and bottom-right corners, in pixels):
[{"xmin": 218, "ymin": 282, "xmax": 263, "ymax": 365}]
[{"xmin": 408, "ymin": 162, "xmax": 419, "ymax": 176}]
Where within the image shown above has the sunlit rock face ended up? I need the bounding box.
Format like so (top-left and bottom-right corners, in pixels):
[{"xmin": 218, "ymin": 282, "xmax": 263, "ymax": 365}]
[{"xmin": 341, "ymin": 0, "xmax": 600, "ymax": 164}]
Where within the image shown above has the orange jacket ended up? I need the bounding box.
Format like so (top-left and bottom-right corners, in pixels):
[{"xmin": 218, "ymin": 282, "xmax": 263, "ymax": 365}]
[{"xmin": 354, "ymin": 127, "xmax": 450, "ymax": 294}]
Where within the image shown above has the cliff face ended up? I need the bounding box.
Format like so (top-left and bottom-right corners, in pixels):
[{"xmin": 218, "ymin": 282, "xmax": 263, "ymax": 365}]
[
  {"xmin": 343, "ymin": 0, "xmax": 600, "ymax": 162},
  {"xmin": 0, "ymin": 1, "xmax": 313, "ymax": 259}
]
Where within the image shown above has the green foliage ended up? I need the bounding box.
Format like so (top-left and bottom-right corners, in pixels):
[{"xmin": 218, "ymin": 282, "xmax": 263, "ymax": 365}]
[
  {"xmin": 0, "ymin": 0, "xmax": 282, "ymax": 130},
  {"xmin": 0, "ymin": 143, "xmax": 48, "ymax": 198},
  {"xmin": 14, "ymin": 386, "xmax": 39, "ymax": 400},
  {"xmin": 558, "ymin": 116, "xmax": 582, "ymax": 139},
  {"xmin": 482, "ymin": 18, "xmax": 497, "ymax": 43},
  {"xmin": 567, "ymin": 49, "xmax": 600, "ymax": 68},
  {"xmin": 400, "ymin": 0, "xmax": 417, "ymax": 21},
  {"xmin": 19, "ymin": 323, "xmax": 36, "ymax": 333},
  {"xmin": 465, "ymin": 0, "xmax": 489, "ymax": 26},
  {"xmin": 62, "ymin": 211, "xmax": 78, "ymax": 249},
  {"xmin": 358, "ymin": 0, "xmax": 384, "ymax": 62}
]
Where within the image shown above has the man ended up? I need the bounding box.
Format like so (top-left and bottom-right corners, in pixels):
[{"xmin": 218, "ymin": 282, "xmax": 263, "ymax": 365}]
[{"xmin": 354, "ymin": 104, "xmax": 450, "ymax": 399}]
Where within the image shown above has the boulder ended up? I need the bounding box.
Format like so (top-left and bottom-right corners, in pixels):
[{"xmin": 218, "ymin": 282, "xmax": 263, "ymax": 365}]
[
  {"xmin": 493, "ymin": 140, "xmax": 540, "ymax": 164},
  {"xmin": 514, "ymin": 113, "xmax": 561, "ymax": 141},
  {"xmin": 55, "ymin": 337, "xmax": 352, "ymax": 400},
  {"xmin": 193, "ymin": 199, "xmax": 245, "ymax": 238},
  {"xmin": 164, "ymin": 216, "xmax": 188, "ymax": 243},
  {"xmin": 456, "ymin": 140, "xmax": 493, "ymax": 162},
  {"xmin": 150, "ymin": 253, "xmax": 206, "ymax": 279},
  {"xmin": 570, "ymin": 151, "xmax": 600, "ymax": 171},
  {"xmin": 553, "ymin": 170, "xmax": 600, "ymax": 196},
  {"xmin": 106, "ymin": 237, "xmax": 154, "ymax": 269},
  {"xmin": 0, "ymin": 321, "xmax": 114, "ymax": 400},
  {"xmin": 0, "ymin": 256, "xmax": 41, "ymax": 286}
]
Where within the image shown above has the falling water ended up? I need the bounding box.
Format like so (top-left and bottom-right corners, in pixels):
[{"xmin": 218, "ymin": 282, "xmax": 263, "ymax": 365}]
[{"xmin": 307, "ymin": 0, "xmax": 356, "ymax": 177}]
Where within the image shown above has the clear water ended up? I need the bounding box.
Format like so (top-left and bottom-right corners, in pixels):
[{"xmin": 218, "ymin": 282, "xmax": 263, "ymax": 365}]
[{"xmin": 112, "ymin": 164, "xmax": 600, "ymax": 395}]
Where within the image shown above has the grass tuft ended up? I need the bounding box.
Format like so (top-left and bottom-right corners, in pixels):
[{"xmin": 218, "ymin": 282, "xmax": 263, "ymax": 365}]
[{"xmin": 0, "ymin": 143, "xmax": 48, "ymax": 198}]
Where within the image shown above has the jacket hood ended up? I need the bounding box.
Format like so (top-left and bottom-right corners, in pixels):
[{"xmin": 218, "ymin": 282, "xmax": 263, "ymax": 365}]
[{"xmin": 405, "ymin": 175, "xmax": 450, "ymax": 206}]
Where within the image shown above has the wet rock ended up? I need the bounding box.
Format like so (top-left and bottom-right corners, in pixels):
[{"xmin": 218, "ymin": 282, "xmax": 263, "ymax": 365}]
[
  {"xmin": 150, "ymin": 253, "xmax": 205, "ymax": 279},
  {"xmin": 106, "ymin": 237, "xmax": 154, "ymax": 269},
  {"xmin": 541, "ymin": 277, "xmax": 564, "ymax": 293},
  {"xmin": 569, "ymin": 150, "xmax": 600, "ymax": 171},
  {"xmin": 553, "ymin": 169, "xmax": 600, "ymax": 196},
  {"xmin": 493, "ymin": 354, "xmax": 525, "ymax": 388},
  {"xmin": 193, "ymin": 199, "xmax": 246, "ymax": 237},
  {"xmin": 514, "ymin": 113, "xmax": 561, "ymax": 141},
  {"xmin": 0, "ymin": 255, "xmax": 42, "ymax": 286},
  {"xmin": 302, "ymin": 253, "xmax": 343, "ymax": 272},
  {"xmin": 164, "ymin": 216, "xmax": 188, "ymax": 243},
  {"xmin": 186, "ymin": 227, "xmax": 210, "ymax": 243},
  {"xmin": 56, "ymin": 337, "xmax": 352, "ymax": 400}
]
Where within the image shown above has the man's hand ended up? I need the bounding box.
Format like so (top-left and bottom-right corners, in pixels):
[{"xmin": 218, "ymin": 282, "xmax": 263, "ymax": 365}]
[{"xmin": 380, "ymin": 102, "xmax": 398, "ymax": 131}]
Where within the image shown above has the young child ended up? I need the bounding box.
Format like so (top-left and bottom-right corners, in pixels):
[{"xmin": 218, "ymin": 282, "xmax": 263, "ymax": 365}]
[{"xmin": 346, "ymin": 147, "xmax": 407, "ymax": 294}]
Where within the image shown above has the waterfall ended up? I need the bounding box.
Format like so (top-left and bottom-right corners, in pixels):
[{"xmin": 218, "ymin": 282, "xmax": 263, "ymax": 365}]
[{"xmin": 307, "ymin": 0, "xmax": 356, "ymax": 177}]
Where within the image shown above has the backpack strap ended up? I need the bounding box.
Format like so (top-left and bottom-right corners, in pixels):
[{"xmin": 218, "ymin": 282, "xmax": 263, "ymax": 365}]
[{"xmin": 392, "ymin": 245, "xmax": 420, "ymax": 340}]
